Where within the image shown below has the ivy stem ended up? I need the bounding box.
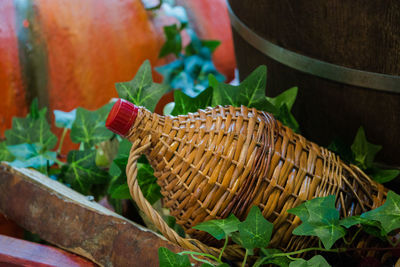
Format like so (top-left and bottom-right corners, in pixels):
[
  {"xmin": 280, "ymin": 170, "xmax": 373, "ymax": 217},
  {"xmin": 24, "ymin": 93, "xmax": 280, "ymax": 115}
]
[
  {"xmin": 271, "ymin": 247, "xmax": 344, "ymax": 258},
  {"xmin": 178, "ymin": 251, "xmax": 222, "ymax": 264},
  {"xmin": 349, "ymin": 227, "xmax": 363, "ymax": 244},
  {"xmin": 54, "ymin": 158, "xmax": 66, "ymax": 167},
  {"xmin": 57, "ymin": 128, "xmax": 68, "ymax": 154},
  {"xmin": 218, "ymin": 234, "xmax": 229, "ymax": 261},
  {"xmin": 268, "ymin": 245, "xmax": 400, "ymax": 260},
  {"xmin": 241, "ymin": 249, "xmax": 249, "ymax": 267},
  {"xmin": 189, "ymin": 254, "xmax": 213, "ymax": 265}
]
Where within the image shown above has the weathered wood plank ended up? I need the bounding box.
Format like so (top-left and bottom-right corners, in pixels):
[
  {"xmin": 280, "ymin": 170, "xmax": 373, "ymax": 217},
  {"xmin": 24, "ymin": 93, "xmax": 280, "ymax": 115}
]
[
  {"xmin": 0, "ymin": 234, "xmax": 96, "ymax": 266},
  {"xmin": 0, "ymin": 163, "xmax": 183, "ymax": 267}
]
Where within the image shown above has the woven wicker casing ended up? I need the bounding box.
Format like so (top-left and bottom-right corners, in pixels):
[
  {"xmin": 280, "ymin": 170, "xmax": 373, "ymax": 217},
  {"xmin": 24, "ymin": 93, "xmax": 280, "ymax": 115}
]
[{"xmin": 123, "ymin": 105, "xmax": 387, "ymax": 259}]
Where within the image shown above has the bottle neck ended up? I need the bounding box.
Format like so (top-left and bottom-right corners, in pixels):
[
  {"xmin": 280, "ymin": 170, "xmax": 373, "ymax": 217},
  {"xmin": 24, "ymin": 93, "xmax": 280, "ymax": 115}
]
[{"xmin": 126, "ymin": 107, "xmax": 164, "ymax": 148}]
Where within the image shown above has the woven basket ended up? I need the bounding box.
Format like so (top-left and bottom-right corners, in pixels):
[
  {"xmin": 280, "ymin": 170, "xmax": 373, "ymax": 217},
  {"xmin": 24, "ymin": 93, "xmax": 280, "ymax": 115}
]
[{"xmin": 109, "ymin": 101, "xmax": 388, "ymax": 260}]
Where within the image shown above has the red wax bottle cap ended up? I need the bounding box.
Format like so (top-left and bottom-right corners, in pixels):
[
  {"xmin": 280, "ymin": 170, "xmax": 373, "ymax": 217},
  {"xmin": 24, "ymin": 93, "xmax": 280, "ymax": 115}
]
[{"xmin": 106, "ymin": 99, "xmax": 138, "ymax": 136}]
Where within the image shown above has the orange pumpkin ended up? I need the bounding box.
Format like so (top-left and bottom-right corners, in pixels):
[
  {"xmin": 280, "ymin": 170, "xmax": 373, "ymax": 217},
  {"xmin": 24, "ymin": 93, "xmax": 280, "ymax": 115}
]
[
  {"xmin": 0, "ymin": 0, "xmax": 236, "ymax": 146},
  {"xmin": 0, "ymin": 1, "xmax": 27, "ymax": 136}
]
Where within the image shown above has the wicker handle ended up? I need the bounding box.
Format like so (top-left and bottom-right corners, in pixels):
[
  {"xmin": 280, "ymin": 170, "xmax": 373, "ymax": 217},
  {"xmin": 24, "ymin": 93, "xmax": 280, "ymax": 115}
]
[{"xmin": 126, "ymin": 139, "xmax": 239, "ymax": 258}]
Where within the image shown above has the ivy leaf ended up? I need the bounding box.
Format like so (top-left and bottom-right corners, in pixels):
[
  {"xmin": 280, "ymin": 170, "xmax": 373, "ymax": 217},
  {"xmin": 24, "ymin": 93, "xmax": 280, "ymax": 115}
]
[
  {"xmin": 361, "ymin": 191, "xmax": 400, "ymax": 234},
  {"xmin": 289, "ymin": 255, "xmax": 331, "ymax": 267},
  {"xmin": 159, "ymin": 24, "xmax": 182, "ymax": 58},
  {"xmin": 54, "ymin": 109, "xmax": 77, "ymax": 129},
  {"xmin": 254, "ymin": 248, "xmax": 291, "ymax": 267},
  {"xmin": 7, "ymin": 143, "xmax": 57, "ymax": 170},
  {"xmin": 28, "ymin": 98, "xmax": 47, "ymax": 119},
  {"xmin": 276, "ymin": 104, "xmax": 300, "ymax": 133},
  {"xmin": 288, "ymin": 196, "xmax": 345, "ymax": 249},
  {"xmin": 108, "ymin": 140, "xmax": 160, "ymax": 204},
  {"xmin": 62, "ymin": 150, "xmax": 109, "ymax": 194},
  {"xmin": 166, "ymin": 216, "xmax": 186, "ymax": 238},
  {"xmin": 237, "ymin": 206, "xmax": 274, "ymax": 250},
  {"xmin": 201, "ymin": 40, "xmax": 221, "ymax": 53},
  {"xmin": 210, "ymin": 66, "xmax": 278, "ymax": 114},
  {"xmin": 116, "ymin": 60, "xmax": 170, "ymax": 112},
  {"xmin": 266, "ymin": 87, "xmax": 298, "ymax": 111},
  {"xmin": 368, "ymin": 166, "xmax": 400, "ymax": 184},
  {"xmin": 292, "ymin": 222, "xmax": 345, "ymax": 250},
  {"xmin": 327, "ymin": 138, "xmax": 354, "ymax": 164},
  {"xmin": 108, "ymin": 139, "xmax": 132, "ymax": 196},
  {"xmin": 137, "ymin": 163, "xmax": 162, "ymax": 205},
  {"xmin": 339, "ymin": 216, "xmax": 371, "ymax": 229},
  {"xmin": 288, "ymin": 196, "xmax": 339, "ymax": 223},
  {"xmin": 110, "ymin": 184, "xmax": 131, "ymax": 199},
  {"xmin": 0, "ymin": 142, "xmax": 15, "ymax": 162},
  {"xmin": 70, "ymin": 103, "xmax": 113, "ymax": 148},
  {"xmin": 156, "ymin": 60, "xmax": 184, "ymax": 86},
  {"xmin": 351, "ymin": 127, "xmax": 382, "ymax": 170},
  {"xmin": 158, "ymin": 247, "xmax": 191, "ymax": 267},
  {"xmin": 339, "ymin": 215, "xmax": 386, "ymax": 240},
  {"xmin": 171, "ymin": 87, "xmax": 213, "ymax": 116},
  {"xmin": 5, "ymin": 116, "xmax": 57, "ymax": 150},
  {"xmin": 193, "ymin": 214, "xmax": 240, "ymax": 240}
]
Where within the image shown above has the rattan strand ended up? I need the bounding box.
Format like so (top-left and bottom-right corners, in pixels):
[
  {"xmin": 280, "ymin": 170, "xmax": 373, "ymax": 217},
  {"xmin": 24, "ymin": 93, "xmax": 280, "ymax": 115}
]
[{"xmin": 125, "ymin": 105, "xmax": 388, "ymax": 260}]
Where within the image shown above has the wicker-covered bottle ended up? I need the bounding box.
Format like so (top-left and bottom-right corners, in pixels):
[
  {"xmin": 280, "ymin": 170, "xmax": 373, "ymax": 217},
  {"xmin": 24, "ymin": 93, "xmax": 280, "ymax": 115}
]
[{"xmin": 106, "ymin": 99, "xmax": 387, "ymax": 259}]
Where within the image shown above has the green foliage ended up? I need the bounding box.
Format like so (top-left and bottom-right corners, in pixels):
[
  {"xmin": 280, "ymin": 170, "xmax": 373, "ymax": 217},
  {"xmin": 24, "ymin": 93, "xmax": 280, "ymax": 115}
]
[
  {"xmin": 193, "ymin": 214, "xmax": 240, "ymax": 240},
  {"xmin": 7, "ymin": 143, "xmax": 57, "ymax": 171},
  {"xmin": 110, "ymin": 184, "xmax": 131, "ymax": 199},
  {"xmin": 238, "ymin": 206, "xmax": 273, "ymax": 250},
  {"xmin": 288, "ymin": 196, "xmax": 345, "ymax": 249},
  {"xmin": 368, "ymin": 167, "xmax": 400, "ymax": 184},
  {"xmin": 157, "ymin": 25, "xmax": 224, "ymax": 97},
  {"xmin": 109, "ymin": 163, "xmax": 161, "ymax": 204},
  {"xmin": 171, "ymin": 87, "xmax": 212, "ymax": 116},
  {"xmin": 2, "ymin": 100, "xmax": 57, "ymax": 174},
  {"xmin": 70, "ymin": 103, "xmax": 113, "ymax": 148},
  {"xmin": 339, "ymin": 216, "xmax": 386, "ymax": 240},
  {"xmin": 107, "ymin": 139, "xmax": 131, "ymax": 203},
  {"xmin": 158, "ymin": 247, "xmax": 191, "ymax": 267},
  {"xmin": 255, "ymin": 248, "xmax": 291, "ymax": 267},
  {"xmin": 136, "ymin": 163, "xmax": 162, "ymax": 204},
  {"xmin": 28, "ymin": 98, "xmax": 47, "ymax": 119},
  {"xmin": 360, "ymin": 191, "xmax": 400, "ymax": 234},
  {"xmin": 266, "ymin": 86, "xmax": 298, "ymax": 111},
  {"xmin": 329, "ymin": 127, "xmax": 399, "ymax": 184},
  {"xmin": 0, "ymin": 142, "xmax": 15, "ymax": 162},
  {"xmin": 159, "ymin": 24, "xmax": 183, "ymax": 58},
  {"xmin": 351, "ymin": 127, "xmax": 382, "ymax": 170},
  {"xmin": 166, "ymin": 216, "xmax": 186, "ymax": 238},
  {"xmin": 54, "ymin": 109, "xmax": 77, "ymax": 129},
  {"xmin": 210, "ymin": 66, "xmax": 276, "ymax": 112},
  {"xmin": 116, "ymin": 60, "xmax": 170, "ymax": 112},
  {"xmin": 277, "ymin": 104, "xmax": 300, "ymax": 132},
  {"xmin": 107, "ymin": 139, "xmax": 162, "ymax": 205},
  {"xmin": 208, "ymin": 66, "xmax": 300, "ymax": 132},
  {"xmin": 61, "ymin": 150, "xmax": 109, "ymax": 195},
  {"xmin": 327, "ymin": 138, "xmax": 354, "ymax": 163},
  {"xmin": 5, "ymin": 113, "xmax": 57, "ymax": 149},
  {"xmin": 289, "ymin": 255, "xmax": 331, "ymax": 267}
]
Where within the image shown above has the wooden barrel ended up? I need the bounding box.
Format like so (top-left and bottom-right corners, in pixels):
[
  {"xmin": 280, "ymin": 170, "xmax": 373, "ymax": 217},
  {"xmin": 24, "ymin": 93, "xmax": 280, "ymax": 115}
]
[{"xmin": 227, "ymin": 0, "xmax": 400, "ymax": 167}]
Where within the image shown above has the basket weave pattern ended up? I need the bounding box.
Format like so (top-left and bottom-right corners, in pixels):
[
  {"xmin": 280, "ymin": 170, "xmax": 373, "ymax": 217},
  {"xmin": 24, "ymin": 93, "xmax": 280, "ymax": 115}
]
[{"xmin": 125, "ymin": 105, "xmax": 387, "ymax": 259}]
